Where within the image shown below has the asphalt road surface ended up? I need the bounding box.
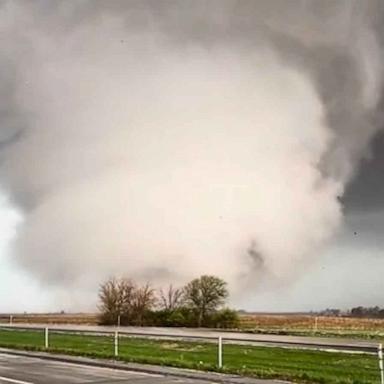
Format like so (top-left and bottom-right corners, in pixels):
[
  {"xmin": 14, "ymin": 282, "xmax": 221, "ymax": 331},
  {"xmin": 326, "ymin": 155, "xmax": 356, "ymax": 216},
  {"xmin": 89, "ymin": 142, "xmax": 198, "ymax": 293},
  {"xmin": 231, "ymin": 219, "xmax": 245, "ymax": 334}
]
[
  {"xmin": 2, "ymin": 324, "xmax": 378, "ymax": 352},
  {"xmin": 0, "ymin": 353, "xmax": 216, "ymax": 384}
]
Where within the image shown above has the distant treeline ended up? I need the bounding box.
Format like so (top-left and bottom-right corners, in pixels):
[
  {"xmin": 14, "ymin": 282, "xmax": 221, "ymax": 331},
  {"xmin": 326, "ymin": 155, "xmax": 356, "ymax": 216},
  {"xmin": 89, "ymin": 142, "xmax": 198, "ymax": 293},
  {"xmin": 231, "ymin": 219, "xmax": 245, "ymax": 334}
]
[
  {"xmin": 98, "ymin": 275, "xmax": 239, "ymax": 328},
  {"xmin": 318, "ymin": 306, "xmax": 384, "ymax": 318},
  {"xmin": 349, "ymin": 306, "xmax": 384, "ymax": 318}
]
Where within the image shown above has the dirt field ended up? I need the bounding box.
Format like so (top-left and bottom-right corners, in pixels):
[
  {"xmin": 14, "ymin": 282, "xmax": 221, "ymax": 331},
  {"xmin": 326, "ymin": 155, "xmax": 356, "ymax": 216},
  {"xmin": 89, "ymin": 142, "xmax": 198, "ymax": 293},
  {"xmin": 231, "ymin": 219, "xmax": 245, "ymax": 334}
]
[
  {"xmin": 239, "ymin": 314, "xmax": 384, "ymax": 332},
  {"xmin": 0, "ymin": 313, "xmax": 99, "ymax": 325}
]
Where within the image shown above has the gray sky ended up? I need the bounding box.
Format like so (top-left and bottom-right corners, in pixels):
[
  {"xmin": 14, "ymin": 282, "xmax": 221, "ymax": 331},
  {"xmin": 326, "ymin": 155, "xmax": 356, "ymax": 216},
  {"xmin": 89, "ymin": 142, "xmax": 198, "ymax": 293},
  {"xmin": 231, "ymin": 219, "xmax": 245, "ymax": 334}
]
[{"xmin": 0, "ymin": 0, "xmax": 384, "ymax": 312}]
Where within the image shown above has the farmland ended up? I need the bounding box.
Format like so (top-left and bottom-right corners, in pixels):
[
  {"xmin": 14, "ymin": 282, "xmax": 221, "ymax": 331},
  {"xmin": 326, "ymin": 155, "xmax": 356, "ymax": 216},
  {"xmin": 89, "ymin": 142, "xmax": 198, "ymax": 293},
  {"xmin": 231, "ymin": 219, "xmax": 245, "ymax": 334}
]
[
  {"xmin": 238, "ymin": 314, "xmax": 384, "ymax": 340},
  {"xmin": 240, "ymin": 314, "xmax": 384, "ymax": 331},
  {"xmin": 0, "ymin": 313, "xmax": 99, "ymax": 325}
]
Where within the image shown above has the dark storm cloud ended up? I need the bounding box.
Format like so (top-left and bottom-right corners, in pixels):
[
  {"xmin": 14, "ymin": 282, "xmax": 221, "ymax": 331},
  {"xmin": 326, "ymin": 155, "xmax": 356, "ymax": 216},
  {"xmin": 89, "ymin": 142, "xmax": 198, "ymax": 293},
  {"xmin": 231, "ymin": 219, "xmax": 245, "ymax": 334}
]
[{"xmin": 344, "ymin": 100, "xmax": 384, "ymax": 213}]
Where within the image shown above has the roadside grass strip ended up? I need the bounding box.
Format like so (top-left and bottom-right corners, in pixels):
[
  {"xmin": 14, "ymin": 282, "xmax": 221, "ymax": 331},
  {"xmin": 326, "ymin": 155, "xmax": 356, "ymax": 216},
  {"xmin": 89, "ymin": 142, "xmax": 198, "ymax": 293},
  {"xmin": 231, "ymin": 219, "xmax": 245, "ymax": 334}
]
[{"xmin": 0, "ymin": 328, "xmax": 380, "ymax": 384}]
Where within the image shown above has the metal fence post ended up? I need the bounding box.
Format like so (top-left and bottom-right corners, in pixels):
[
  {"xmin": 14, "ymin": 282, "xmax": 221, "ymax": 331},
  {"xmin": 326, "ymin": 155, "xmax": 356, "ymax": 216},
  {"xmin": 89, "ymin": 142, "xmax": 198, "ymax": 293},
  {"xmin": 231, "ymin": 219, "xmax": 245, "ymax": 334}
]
[
  {"xmin": 45, "ymin": 327, "xmax": 49, "ymax": 349},
  {"xmin": 218, "ymin": 336, "xmax": 223, "ymax": 368},
  {"xmin": 379, "ymin": 343, "xmax": 384, "ymax": 384},
  {"xmin": 114, "ymin": 330, "xmax": 119, "ymax": 357}
]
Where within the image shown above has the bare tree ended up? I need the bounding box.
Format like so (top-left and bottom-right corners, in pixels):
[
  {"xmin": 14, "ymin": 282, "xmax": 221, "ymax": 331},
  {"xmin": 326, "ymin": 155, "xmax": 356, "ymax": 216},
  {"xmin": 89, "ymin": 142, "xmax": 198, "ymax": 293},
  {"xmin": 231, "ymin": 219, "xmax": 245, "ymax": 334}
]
[
  {"xmin": 98, "ymin": 277, "xmax": 136, "ymax": 325},
  {"xmin": 98, "ymin": 277, "xmax": 121, "ymax": 325},
  {"xmin": 183, "ymin": 275, "xmax": 228, "ymax": 327},
  {"xmin": 132, "ymin": 283, "xmax": 156, "ymax": 325},
  {"xmin": 119, "ymin": 278, "xmax": 136, "ymax": 321},
  {"xmin": 159, "ymin": 284, "xmax": 184, "ymax": 311}
]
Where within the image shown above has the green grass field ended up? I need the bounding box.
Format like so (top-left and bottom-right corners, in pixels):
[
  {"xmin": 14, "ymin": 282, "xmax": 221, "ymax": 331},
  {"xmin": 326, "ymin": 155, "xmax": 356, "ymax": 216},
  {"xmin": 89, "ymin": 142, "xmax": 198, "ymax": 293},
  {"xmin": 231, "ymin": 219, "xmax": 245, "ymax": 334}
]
[
  {"xmin": 240, "ymin": 328, "xmax": 384, "ymax": 342},
  {"xmin": 0, "ymin": 328, "xmax": 380, "ymax": 384}
]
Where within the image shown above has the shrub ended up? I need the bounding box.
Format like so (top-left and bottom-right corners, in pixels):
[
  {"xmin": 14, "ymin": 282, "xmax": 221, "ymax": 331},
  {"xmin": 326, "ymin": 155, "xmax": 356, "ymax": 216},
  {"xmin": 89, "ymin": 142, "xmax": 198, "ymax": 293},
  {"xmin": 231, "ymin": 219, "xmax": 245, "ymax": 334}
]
[{"xmin": 209, "ymin": 308, "xmax": 240, "ymax": 329}]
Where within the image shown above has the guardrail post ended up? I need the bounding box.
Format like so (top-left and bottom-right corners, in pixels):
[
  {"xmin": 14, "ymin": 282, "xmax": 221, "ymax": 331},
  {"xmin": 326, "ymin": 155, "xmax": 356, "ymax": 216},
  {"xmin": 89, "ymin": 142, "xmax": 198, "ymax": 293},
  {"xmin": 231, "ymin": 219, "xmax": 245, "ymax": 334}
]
[
  {"xmin": 217, "ymin": 336, "xmax": 223, "ymax": 368},
  {"xmin": 45, "ymin": 327, "xmax": 49, "ymax": 349},
  {"xmin": 114, "ymin": 330, "xmax": 119, "ymax": 357},
  {"xmin": 379, "ymin": 343, "xmax": 384, "ymax": 384}
]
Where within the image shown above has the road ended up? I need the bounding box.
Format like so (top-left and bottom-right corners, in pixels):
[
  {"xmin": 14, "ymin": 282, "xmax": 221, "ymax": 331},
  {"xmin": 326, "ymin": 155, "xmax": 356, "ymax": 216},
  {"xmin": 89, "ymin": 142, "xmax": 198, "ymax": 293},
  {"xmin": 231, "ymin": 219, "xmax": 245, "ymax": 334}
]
[
  {"xmin": 0, "ymin": 352, "xmax": 216, "ymax": 384},
  {"xmin": 1, "ymin": 324, "xmax": 378, "ymax": 352}
]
